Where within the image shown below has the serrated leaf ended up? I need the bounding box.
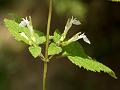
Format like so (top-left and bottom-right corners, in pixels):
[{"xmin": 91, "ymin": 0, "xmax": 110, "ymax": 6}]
[
  {"xmin": 29, "ymin": 46, "xmax": 41, "ymax": 58},
  {"xmin": 4, "ymin": 19, "xmax": 46, "ymax": 45},
  {"xmin": 68, "ymin": 56, "xmax": 117, "ymax": 78},
  {"xmin": 48, "ymin": 43, "xmax": 62, "ymax": 55},
  {"xmin": 4, "ymin": 19, "xmax": 31, "ymax": 45},
  {"xmin": 53, "ymin": 29, "xmax": 61, "ymax": 43},
  {"xmin": 62, "ymin": 42, "xmax": 117, "ymax": 78},
  {"xmin": 111, "ymin": 0, "xmax": 120, "ymax": 2}
]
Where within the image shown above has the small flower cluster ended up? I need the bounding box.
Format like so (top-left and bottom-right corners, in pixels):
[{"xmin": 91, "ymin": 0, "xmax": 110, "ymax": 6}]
[
  {"xmin": 19, "ymin": 17, "xmax": 36, "ymax": 44},
  {"xmin": 19, "ymin": 17, "xmax": 30, "ymax": 27},
  {"xmin": 19, "ymin": 17, "xmax": 34, "ymax": 33},
  {"xmin": 19, "ymin": 16, "xmax": 90, "ymax": 46},
  {"xmin": 60, "ymin": 16, "xmax": 90, "ymax": 45}
]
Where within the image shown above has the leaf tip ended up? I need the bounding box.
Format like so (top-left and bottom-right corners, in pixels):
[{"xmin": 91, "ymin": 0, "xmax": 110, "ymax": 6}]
[{"xmin": 109, "ymin": 71, "xmax": 117, "ymax": 79}]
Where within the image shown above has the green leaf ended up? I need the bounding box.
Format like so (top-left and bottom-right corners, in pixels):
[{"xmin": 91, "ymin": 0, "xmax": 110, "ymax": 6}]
[
  {"xmin": 29, "ymin": 46, "xmax": 41, "ymax": 58},
  {"xmin": 62, "ymin": 41, "xmax": 86, "ymax": 57},
  {"xmin": 68, "ymin": 56, "xmax": 117, "ymax": 78},
  {"xmin": 33, "ymin": 33, "xmax": 46, "ymax": 45},
  {"xmin": 48, "ymin": 43, "xmax": 62, "ymax": 55},
  {"xmin": 4, "ymin": 19, "xmax": 31, "ymax": 45},
  {"xmin": 62, "ymin": 42, "xmax": 117, "ymax": 78},
  {"xmin": 53, "ymin": 29, "xmax": 61, "ymax": 43},
  {"xmin": 4, "ymin": 19, "xmax": 46, "ymax": 45},
  {"xmin": 33, "ymin": 30, "xmax": 46, "ymax": 45},
  {"xmin": 111, "ymin": 0, "xmax": 120, "ymax": 2}
]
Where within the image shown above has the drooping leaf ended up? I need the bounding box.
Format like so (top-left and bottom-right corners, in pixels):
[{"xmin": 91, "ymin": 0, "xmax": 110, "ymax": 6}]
[
  {"xmin": 62, "ymin": 42, "xmax": 117, "ymax": 78},
  {"xmin": 53, "ymin": 29, "xmax": 61, "ymax": 43},
  {"xmin": 48, "ymin": 43, "xmax": 62, "ymax": 55},
  {"xmin": 68, "ymin": 56, "xmax": 117, "ymax": 78},
  {"xmin": 29, "ymin": 46, "xmax": 41, "ymax": 58},
  {"xmin": 111, "ymin": 0, "xmax": 120, "ymax": 2}
]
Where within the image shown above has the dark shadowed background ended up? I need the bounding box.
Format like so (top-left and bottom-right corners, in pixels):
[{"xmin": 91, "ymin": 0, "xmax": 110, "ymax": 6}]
[{"xmin": 0, "ymin": 0, "xmax": 120, "ymax": 90}]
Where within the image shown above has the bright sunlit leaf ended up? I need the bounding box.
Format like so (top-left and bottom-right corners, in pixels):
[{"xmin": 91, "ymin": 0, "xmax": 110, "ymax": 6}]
[
  {"xmin": 48, "ymin": 43, "xmax": 62, "ymax": 55},
  {"xmin": 29, "ymin": 46, "xmax": 41, "ymax": 58},
  {"xmin": 53, "ymin": 29, "xmax": 61, "ymax": 43}
]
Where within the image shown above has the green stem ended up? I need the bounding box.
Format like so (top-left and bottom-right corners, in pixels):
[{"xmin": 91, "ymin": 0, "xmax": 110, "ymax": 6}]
[
  {"xmin": 43, "ymin": 62, "xmax": 47, "ymax": 90},
  {"xmin": 42, "ymin": 0, "xmax": 52, "ymax": 90},
  {"xmin": 45, "ymin": 0, "xmax": 52, "ymax": 61}
]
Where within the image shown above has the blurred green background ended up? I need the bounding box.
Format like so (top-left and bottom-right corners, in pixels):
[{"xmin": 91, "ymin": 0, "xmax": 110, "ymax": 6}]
[{"xmin": 0, "ymin": 0, "xmax": 120, "ymax": 90}]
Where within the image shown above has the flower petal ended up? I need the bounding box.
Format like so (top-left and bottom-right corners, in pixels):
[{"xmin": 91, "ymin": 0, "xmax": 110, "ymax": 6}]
[
  {"xmin": 79, "ymin": 33, "xmax": 91, "ymax": 44},
  {"xmin": 72, "ymin": 19, "xmax": 81, "ymax": 25},
  {"xmin": 70, "ymin": 16, "xmax": 81, "ymax": 25},
  {"xmin": 19, "ymin": 17, "xmax": 29, "ymax": 27}
]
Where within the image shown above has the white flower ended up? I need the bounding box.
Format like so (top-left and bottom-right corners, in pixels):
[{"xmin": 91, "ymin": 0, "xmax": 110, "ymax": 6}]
[
  {"xmin": 19, "ymin": 16, "xmax": 36, "ymax": 44},
  {"xmin": 19, "ymin": 17, "xmax": 30, "ymax": 27},
  {"xmin": 19, "ymin": 17, "xmax": 34, "ymax": 34},
  {"xmin": 78, "ymin": 33, "xmax": 91, "ymax": 44},
  {"xmin": 60, "ymin": 16, "xmax": 81, "ymax": 41},
  {"xmin": 70, "ymin": 16, "xmax": 81, "ymax": 25},
  {"xmin": 65, "ymin": 16, "xmax": 81, "ymax": 34},
  {"xmin": 68, "ymin": 32, "xmax": 91, "ymax": 44}
]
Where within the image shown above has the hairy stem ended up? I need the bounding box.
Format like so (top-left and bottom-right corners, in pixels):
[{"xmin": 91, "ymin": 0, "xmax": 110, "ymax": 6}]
[{"xmin": 43, "ymin": 0, "xmax": 52, "ymax": 90}]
